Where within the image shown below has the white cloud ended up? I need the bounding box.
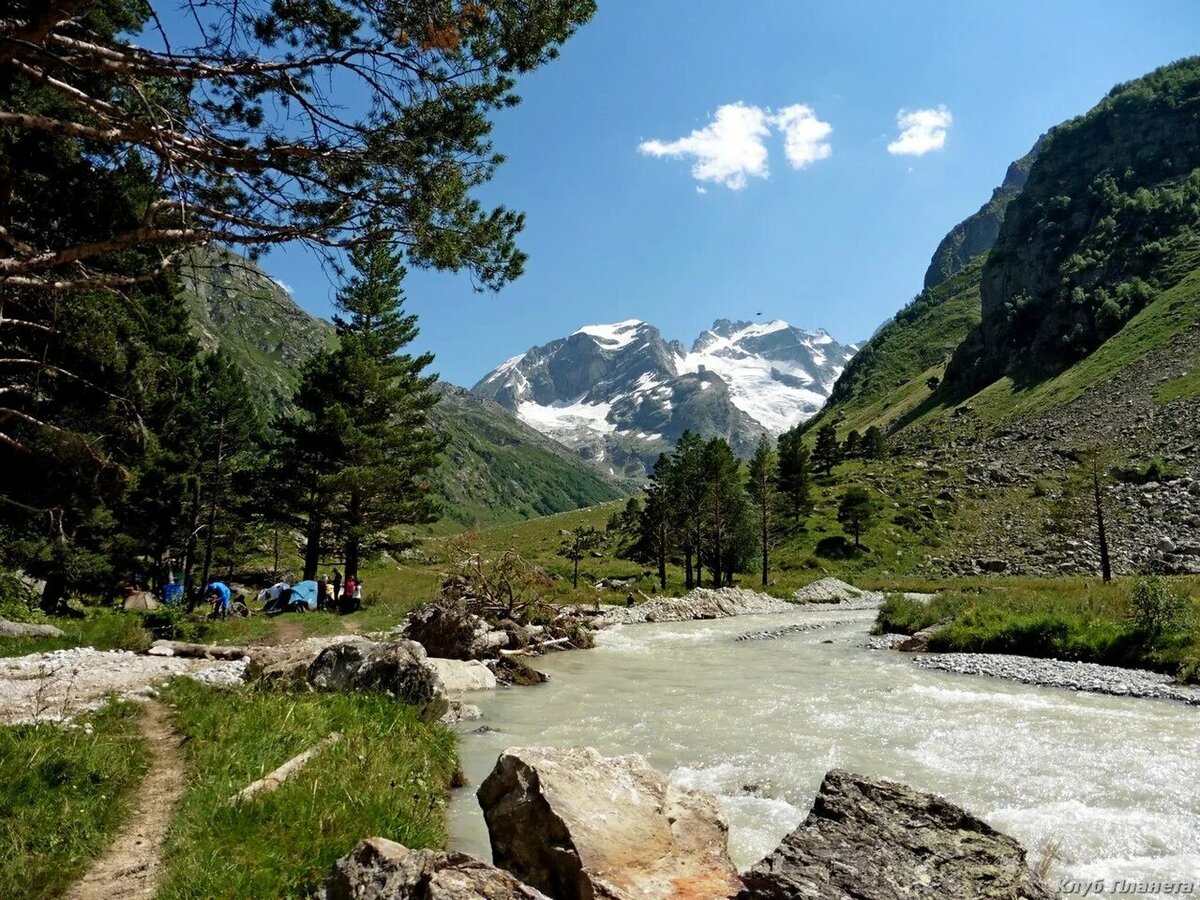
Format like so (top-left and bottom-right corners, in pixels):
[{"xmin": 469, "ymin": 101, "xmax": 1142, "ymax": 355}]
[
  {"xmin": 887, "ymin": 106, "xmax": 952, "ymax": 156},
  {"xmin": 695, "ymin": 186, "xmax": 707, "ymax": 195},
  {"xmin": 271, "ymin": 277, "xmax": 294, "ymax": 294},
  {"xmin": 771, "ymin": 104, "xmax": 833, "ymax": 169},
  {"xmin": 639, "ymin": 102, "xmax": 771, "ymax": 190}
]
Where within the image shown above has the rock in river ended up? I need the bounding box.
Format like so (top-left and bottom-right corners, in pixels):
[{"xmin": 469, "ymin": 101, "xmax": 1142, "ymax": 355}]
[
  {"xmin": 740, "ymin": 769, "xmax": 1053, "ymax": 899},
  {"xmin": 320, "ymin": 837, "xmax": 550, "ymax": 900},
  {"xmin": 478, "ymin": 746, "xmax": 743, "ymax": 900}
]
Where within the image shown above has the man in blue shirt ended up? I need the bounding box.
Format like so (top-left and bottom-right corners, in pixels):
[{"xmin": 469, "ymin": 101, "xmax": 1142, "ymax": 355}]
[{"xmin": 205, "ymin": 581, "xmax": 232, "ymax": 618}]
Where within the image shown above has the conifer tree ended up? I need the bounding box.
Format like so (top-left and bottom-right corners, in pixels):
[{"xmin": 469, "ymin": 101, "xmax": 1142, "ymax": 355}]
[
  {"xmin": 838, "ymin": 486, "xmax": 881, "ymax": 548},
  {"xmin": 746, "ymin": 435, "xmax": 778, "ymax": 586},
  {"xmin": 776, "ymin": 429, "xmax": 814, "ymax": 526},
  {"xmin": 701, "ymin": 437, "xmax": 747, "ymax": 587},
  {"xmin": 275, "ymin": 229, "xmax": 444, "ymax": 581},
  {"xmin": 670, "ymin": 431, "xmax": 706, "ymax": 589},
  {"xmin": 813, "ymin": 422, "xmax": 842, "ymax": 476},
  {"xmin": 863, "ymin": 425, "xmax": 887, "ymax": 460},
  {"xmin": 637, "ymin": 454, "xmax": 675, "ymax": 590},
  {"xmin": 844, "ymin": 429, "xmax": 862, "ymax": 460}
]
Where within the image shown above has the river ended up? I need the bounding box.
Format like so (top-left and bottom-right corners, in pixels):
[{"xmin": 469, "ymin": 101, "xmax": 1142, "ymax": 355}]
[{"xmin": 447, "ymin": 606, "xmax": 1200, "ymax": 883}]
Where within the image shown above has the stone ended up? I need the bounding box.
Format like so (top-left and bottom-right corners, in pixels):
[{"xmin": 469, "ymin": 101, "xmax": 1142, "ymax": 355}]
[
  {"xmin": 792, "ymin": 578, "xmax": 883, "ymax": 606},
  {"xmin": 246, "ymin": 635, "xmax": 364, "ymax": 684},
  {"xmin": 426, "ymin": 657, "xmax": 498, "ymax": 693},
  {"xmin": 740, "ymin": 770, "xmax": 1054, "ymax": 900},
  {"xmin": 1158, "ymin": 536, "xmax": 1178, "ymax": 554},
  {"xmin": 320, "ymin": 837, "xmax": 550, "ymax": 900},
  {"xmin": 308, "ymin": 640, "xmax": 448, "ymax": 720},
  {"xmin": 478, "ymin": 746, "xmax": 743, "ymax": 900},
  {"xmin": 0, "ymin": 618, "xmax": 66, "ymax": 638}
]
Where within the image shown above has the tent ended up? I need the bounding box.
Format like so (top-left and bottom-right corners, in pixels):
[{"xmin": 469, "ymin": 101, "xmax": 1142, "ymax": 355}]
[
  {"xmin": 287, "ymin": 580, "xmax": 320, "ymax": 610},
  {"xmin": 123, "ymin": 590, "xmax": 158, "ymax": 610}
]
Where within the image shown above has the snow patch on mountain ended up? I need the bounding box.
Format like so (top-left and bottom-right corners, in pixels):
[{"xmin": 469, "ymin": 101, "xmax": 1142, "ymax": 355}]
[{"xmin": 472, "ymin": 317, "xmax": 857, "ymax": 477}]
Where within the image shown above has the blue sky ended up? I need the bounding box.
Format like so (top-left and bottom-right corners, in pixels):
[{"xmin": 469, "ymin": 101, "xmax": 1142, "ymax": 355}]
[{"xmin": 254, "ymin": 1, "xmax": 1200, "ymax": 387}]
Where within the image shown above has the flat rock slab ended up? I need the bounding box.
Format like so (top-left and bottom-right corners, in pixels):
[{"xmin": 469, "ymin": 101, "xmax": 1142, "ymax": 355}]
[
  {"xmin": 478, "ymin": 746, "xmax": 742, "ymax": 900},
  {"xmin": 740, "ymin": 769, "xmax": 1053, "ymax": 900},
  {"xmin": 321, "ymin": 837, "xmax": 551, "ymax": 900},
  {"xmin": 0, "ymin": 618, "xmax": 66, "ymax": 638}
]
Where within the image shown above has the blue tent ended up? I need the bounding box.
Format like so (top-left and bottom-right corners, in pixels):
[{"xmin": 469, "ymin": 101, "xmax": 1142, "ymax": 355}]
[{"xmin": 288, "ymin": 580, "xmax": 320, "ymax": 610}]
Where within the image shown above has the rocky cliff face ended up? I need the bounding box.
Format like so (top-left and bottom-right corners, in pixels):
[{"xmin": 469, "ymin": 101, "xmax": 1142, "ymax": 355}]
[
  {"xmin": 923, "ymin": 137, "xmax": 1042, "ymax": 291},
  {"xmin": 474, "ymin": 319, "xmax": 855, "ymax": 476}
]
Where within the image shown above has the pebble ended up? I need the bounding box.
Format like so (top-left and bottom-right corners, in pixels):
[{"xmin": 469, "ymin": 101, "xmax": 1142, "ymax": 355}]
[{"xmin": 912, "ymin": 652, "xmax": 1200, "ymax": 705}]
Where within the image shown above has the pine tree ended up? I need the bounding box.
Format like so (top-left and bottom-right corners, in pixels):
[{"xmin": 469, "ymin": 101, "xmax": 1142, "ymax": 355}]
[
  {"xmin": 838, "ymin": 486, "xmax": 881, "ymax": 548},
  {"xmin": 636, "ymin": 454, "xmax": 675, "ymax": 589},
  {"xmin": 776, "ymin": 429, "xmax": 813, "ymax": 526},
  {"xmin": 189, "ymin": 352, "xmax": 263, "ymax": 600},
  {"xmin": 813, "ymin": 422, "xmax": 842, "ymax": 476},
  {"xmin": 863, "ymin": 425, "xmax": 887, "ymax": 460},
  {"xmin": 700, "ymin": 438, "xmax": 747, "ymax": 588},
  {"xmin": 844, "ymin": 429, "xmax": 862, "ymax": 460},
  {"xmin": 670, "ymin": 431, "xmax": 706, "ymax": 590},
  {"xmin": 558, "ymin": 526, "xmax": 603, "ymax": 589},
  {"xmin": 323, "ymin": 231, "xmax": 446, "ymax": 580},
  {"xmin": 746, "ymin": 435, "xmax": 778, "ymax": 586}
]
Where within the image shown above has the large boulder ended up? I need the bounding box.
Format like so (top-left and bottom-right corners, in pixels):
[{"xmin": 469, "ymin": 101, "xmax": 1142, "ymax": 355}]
[
  {"xmin": 246, "ymin": 635, "xmax": 363, "ymax": 683},
  {"xmin": 321, "ymin": 837, "xmax": 550, "ymax": 900},
  {"xmin": 403, "ymin": 604, "xmax": 509, "ymax": 660},
  {"xmin": 308, "ymin": 639, "xmax": 448, "ymax": 720},
  {"xmin": 478, "ymin": 746, "xmax": 742, "ymax": 900},
  {"xmin": 739, "ymin": 770, "xmax": 1054, "ymax": 900},
  {"xmin": 426, "ymin": 657, "xmax": 498, "ymax": 693}
]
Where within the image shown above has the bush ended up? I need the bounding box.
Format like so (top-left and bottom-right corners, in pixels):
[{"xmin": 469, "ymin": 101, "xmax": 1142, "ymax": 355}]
[
  {"xmin": 815, "ymin": 535, "xmax": 860, "ymax": 559},
  {"xmin": 1130, "ymin": 576, "xmax": 1190, "ymax": 637},
  {"xmin": 0, "ymin": 571, "xmax": 39, "ymax": 622}
]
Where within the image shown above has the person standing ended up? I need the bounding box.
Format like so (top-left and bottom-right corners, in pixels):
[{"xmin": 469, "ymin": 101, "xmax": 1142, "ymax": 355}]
[
  {"xmin": 331, "ymin": 569, "xmax": 343, "ymax": 606},
  {"xmin": 341, "ymin": 574, "xmax": 357, "ymax": 614},
  {"xmin": 316, "ymin": 573, "xmax": 328, "ymax": 611}
]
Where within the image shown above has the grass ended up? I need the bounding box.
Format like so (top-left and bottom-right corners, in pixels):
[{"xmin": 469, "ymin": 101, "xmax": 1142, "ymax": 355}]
[
  {"xmin": 0, "ymin": 701, "xmax": 149, "ymax": 900},
  {"xmin": 875, "ymin": 576, "xmax": 1200, "ymax": 681},
  {"xmin": 157, "ymin": 679, "xmax": 457, "ymax": 900}
]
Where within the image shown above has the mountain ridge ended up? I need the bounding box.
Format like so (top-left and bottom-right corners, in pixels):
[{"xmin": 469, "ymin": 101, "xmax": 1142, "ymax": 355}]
[{"xmin": 474, "ymin": 317, "xmax": 856, "ymax": 476}]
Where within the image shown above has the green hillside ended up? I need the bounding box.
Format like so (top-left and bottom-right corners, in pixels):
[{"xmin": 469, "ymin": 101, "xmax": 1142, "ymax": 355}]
[
  {"xmin": 178, "ymin": 247, "xmax": 627, "ymax": 529},
  {"xmin": 429, "ymin": 384, "xmax": 626, "ymax": 529}
]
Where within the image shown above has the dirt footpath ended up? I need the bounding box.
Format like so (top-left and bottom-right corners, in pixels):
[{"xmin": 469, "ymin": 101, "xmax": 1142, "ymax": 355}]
[{"xmin": 64, "ymin": 700, "xmax": 186, "ymax": 900}]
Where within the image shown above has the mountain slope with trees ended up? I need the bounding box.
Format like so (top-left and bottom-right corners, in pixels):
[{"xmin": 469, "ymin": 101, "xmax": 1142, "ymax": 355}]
[{"xmin": 809, "ymin": 57, "xmax": 1200, "ymax": 581}]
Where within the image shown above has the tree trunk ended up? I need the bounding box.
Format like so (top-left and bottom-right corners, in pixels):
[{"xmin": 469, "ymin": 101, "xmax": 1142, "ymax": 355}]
[
  {"xmin": 572, "ymin": 555, "xmax": 579, "ymax": 589},
  {"xmin": 345, "ymin": 490, "xmax": 363, "ymax": 580},
  {"xmin": 303, "ymin": 509, "xmax": 322, "ymax": 582},
  {"xmin": 40, "ymin": 571, "xmax": 66, "ymax": 615},
  {"xmin": 1093, "ymin": 469, "xmax": 1112, "ymax": 583},
  {"xmin": 183, "ymin": 476, "xmax": 201, "ymax": 607},
  {"xmin": 657, "ymin": 524, "xmax": 667, "ymax": 589},
  {"xmin": 760, "ymin": 505, "xmax": 769, "ymax": 586},
  {"xmin": 198, "ymin": 489, "xmax": 218, "ymax": 598},
  {"xmin": 684, "ymin": 546, "xmax": 693, "ymax": 590}
]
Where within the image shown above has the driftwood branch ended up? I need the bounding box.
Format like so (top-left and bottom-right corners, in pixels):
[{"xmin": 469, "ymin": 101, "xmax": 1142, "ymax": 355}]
[{"xmin": 230, "ymin": 731, "xmax": 342, "ymax": 802}]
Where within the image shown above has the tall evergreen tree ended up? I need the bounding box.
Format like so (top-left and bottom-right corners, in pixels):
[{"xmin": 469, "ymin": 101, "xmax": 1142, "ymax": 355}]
[
  {"xmin": 669, "ymin": 431, "xmax": 706, "ymax": 590},
  {"xmin": 838, "ymin": 486, "xmax": 881, "ymax": 549},
  {"xmin": 844, "ymin": 429, "xmax": 862, "ymax": 460},
  {"xmin": 636, "ymin": 454, "xmax": 676, "ymax": 590},
  {"xmin": 776, "ymin": 429, "xmax": 814, "ymax": 526},
  {"xmin": 746, "ymin": 435, "xmax": 778, "ymax": 586},
  {"xmin": 863, "ymin": 425, "xmax": 887, "ymax": 460},
  {"xmin": 281, "ymin": 231, "xmax": 445, "ymax": 581},
  {"xmin": 813, "ymin": 422, "xmax": 842, "ymax": 476},
  {"xmin": 700, "ymin": 437, "xmax": 747, "ymax": 588},
  {"xmin": 191, "ymin": 353, "xmax": 262, "ymax": 599}
]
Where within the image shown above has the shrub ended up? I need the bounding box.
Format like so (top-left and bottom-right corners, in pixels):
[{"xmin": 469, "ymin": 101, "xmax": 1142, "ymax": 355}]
[{"xmin": 1130, "ymin": 576, "xmax": 1190, "ymax": 638}]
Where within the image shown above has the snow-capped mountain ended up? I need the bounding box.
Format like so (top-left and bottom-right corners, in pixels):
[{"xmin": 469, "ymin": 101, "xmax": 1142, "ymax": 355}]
[{"xmin": 472, "ymin": 318, "xmax": 856, "ymax": 477}]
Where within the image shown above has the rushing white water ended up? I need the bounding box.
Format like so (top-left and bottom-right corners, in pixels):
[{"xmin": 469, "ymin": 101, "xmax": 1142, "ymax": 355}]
[{"xmin": 447, "ymin": 607, "xmax": 1200, "ymax": 882}]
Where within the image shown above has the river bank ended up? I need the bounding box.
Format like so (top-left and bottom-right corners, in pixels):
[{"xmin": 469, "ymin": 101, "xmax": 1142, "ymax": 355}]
[{"xmin": 448, "ymin": 609, "xmax": 1200, "ymax": 884}]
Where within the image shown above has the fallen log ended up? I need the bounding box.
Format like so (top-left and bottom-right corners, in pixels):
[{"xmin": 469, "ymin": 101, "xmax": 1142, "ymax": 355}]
[
  {"xmin": 147, "ymin": 639, "xmax": 249, "ymax": 660},
  {"xmin": 497, "ymin": 637, "xmax": 571, "ymax": 657},
  {"xmin": 231, "ymin": 732, "xmax": 342, "ymax": 802}
]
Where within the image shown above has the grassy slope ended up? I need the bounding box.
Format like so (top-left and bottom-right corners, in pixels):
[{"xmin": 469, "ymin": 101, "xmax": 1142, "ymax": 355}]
[
  {"xmin": 0, "ymin": 702, "xmax": 148, "ymax": 900},
  {"xmin": 430, "ymin": 384, "xmax": 627, "ymax": 531},
  {"xmin": 157, "ymin": 680, "xmax": 456, "ymax": 900},
  {"xmin": 814, "ymin": 258, "xmax": 983, "ymax": 435}
]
